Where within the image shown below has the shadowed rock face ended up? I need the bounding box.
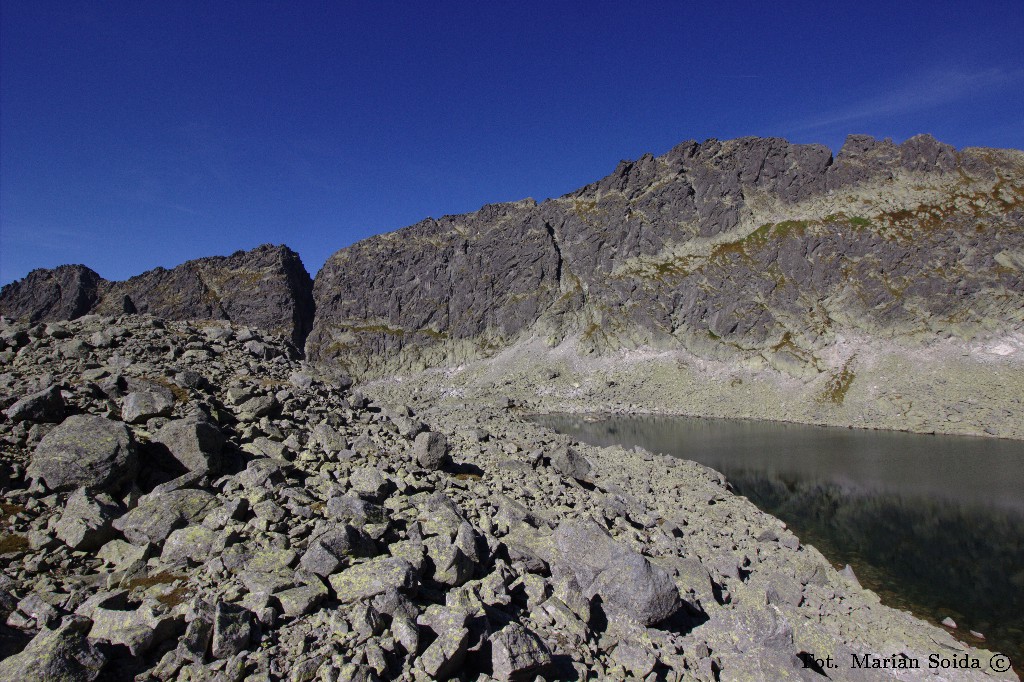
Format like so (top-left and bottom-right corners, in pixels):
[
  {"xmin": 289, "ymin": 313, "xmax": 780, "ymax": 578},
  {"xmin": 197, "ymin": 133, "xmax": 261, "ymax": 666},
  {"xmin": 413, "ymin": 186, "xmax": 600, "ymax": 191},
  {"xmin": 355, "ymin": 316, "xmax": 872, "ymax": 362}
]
[
  {"xmin": 1, "ymin": 245, "xmax": 315, "ymax": 347},
  {"xmin": 0, "ymin": 265, "xmax": 102, "ymax": 323},
  {"xmin": 307, "ymin": 134, "xmax": 1024, "ymax": 378}
]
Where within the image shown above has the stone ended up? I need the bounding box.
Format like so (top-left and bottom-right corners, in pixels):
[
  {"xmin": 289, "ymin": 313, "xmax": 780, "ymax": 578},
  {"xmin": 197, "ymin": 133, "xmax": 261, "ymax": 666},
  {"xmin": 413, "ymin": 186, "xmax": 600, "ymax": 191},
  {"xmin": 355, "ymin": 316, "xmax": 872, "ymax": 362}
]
[
  {"xmin": 550, "ymin": 445, "xmax": 593, "ymax": 483},
  {"xmin": 152, "ymin": 418, "xmax": 225, "ymax": 475},
  {"xmin": 417, "ymin": 623, "xmax": 469, "ymax": 680},
  {"xmin": 413, "ymin": 431, "xmax": 449, "ymax": 469},
  {"xmin": 53, "ymin": 488, "xmax": 121, "ymax": 551},
  {"xmin": 349, "ymin": 466, "xmax": 390, "ymax": 500},
  {"xmin": 328, "ymin": 557, "xmax": 417, "ymax": 602},
  {"xmin": 121, "ymin": 390, "xmax": 174, "ymax": 423},
  {"xmin": 113, "ymin": 488, "xmax": 217, "ymax": 545},
  {"xmin": 0, "ymin": 614, "xmax": 105, "ymax": 682},
  {"xmin": 236, "ymin": 395, "xmax": 277, "ymax": 420},
  {"xmin": 553, "ymin": 519, "xmax": 681, "ymax": 626},
  {"xmin": 276, "ymin": 581, "xmax": 327, "ymax": 618},
  {"xmin": 490, "ymin": 621, "xmax": 553, "ymax": 681},
  {"xmin": 29, "ymin": 414, "xmax": 138, "ymax": 493},
  {"xmin": 159, "ymin": 524, "xmax": 219, "ymax": 566},
  {"xmin": 326, "ymin": 494, "xmax": 387, "ymax": 526},
  {"xmin": 611, "ymin": 639, "xmax": 658, "ymax": 678},
  {"xmin": 87, "ymin": 602, "xmax": 183, "ymax": 656},
  {"xmin": 5, "ymin": 385, "xmax": 65, "ymax": 423},
  {"xmin": 211, "ymin": 601, "xmax": 254, "ymax": 659}
]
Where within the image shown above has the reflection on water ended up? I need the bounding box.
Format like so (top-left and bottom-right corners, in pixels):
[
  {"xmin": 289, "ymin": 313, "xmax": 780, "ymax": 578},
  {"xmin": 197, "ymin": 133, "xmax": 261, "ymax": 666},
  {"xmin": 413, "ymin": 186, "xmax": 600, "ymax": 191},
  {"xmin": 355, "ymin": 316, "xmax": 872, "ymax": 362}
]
[{"xmin": 532, "ymin": 413, "xmax": 1024, "ymax": 670}]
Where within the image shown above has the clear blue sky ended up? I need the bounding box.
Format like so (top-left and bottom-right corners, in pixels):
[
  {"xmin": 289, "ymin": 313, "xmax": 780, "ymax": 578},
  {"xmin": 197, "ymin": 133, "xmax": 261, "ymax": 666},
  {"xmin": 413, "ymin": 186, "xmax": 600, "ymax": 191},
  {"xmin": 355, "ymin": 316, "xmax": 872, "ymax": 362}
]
[{"xmin": 2, "ymin": 1, "xmax": 1022, "ymax": 285}]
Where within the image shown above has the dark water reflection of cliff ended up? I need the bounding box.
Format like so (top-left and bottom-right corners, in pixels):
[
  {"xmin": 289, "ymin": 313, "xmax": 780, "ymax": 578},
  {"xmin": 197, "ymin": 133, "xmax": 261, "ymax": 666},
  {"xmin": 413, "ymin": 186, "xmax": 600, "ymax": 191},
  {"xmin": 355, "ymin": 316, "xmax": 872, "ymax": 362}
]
[{"xmin": 530, "ymin": 413, "xmax": 1024, "ymax": 670}]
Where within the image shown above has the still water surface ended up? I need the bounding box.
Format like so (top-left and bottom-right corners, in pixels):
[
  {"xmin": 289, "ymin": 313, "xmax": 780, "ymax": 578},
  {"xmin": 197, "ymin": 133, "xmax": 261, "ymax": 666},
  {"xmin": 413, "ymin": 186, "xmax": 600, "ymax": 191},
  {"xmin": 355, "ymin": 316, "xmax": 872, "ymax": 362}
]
[{"xmin": 531, "ymin": 413, "xmax": 1024, "ymax": 670}]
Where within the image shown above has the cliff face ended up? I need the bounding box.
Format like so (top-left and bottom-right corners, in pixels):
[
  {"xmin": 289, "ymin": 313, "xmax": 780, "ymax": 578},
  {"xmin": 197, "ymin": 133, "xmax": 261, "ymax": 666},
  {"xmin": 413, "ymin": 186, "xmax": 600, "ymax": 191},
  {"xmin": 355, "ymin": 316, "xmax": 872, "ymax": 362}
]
[
  {"xmin": 1, "ymin": 245, "xmax": 314, "ymax": 346},
  {"xmin": 307, "ymin": 134, "xmax": 1024, "ymax": 378}
]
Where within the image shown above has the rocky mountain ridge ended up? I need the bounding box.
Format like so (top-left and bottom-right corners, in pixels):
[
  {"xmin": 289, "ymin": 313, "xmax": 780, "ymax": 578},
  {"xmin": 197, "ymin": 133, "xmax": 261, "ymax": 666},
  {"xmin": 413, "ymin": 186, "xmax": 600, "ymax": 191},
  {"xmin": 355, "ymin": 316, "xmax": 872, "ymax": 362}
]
[
  {"xmin": 3, "ymin": 133, "xmax": 1023, "ymax": 438},
  {"xmin": 0, "ymin": 245, "xmax": 313, "ymax": 347},
  {"xmin": 307, "ymin": 133, "xmax": 1024, "ymax": 380}
]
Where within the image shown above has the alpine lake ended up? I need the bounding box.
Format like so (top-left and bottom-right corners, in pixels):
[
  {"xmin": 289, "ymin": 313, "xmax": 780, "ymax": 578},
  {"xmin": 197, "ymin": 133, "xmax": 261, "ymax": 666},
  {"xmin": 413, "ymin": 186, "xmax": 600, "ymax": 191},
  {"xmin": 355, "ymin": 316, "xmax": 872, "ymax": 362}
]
[{"xmin": 530, "ymin": 413, "xmax": 1024, "ymax": 674}]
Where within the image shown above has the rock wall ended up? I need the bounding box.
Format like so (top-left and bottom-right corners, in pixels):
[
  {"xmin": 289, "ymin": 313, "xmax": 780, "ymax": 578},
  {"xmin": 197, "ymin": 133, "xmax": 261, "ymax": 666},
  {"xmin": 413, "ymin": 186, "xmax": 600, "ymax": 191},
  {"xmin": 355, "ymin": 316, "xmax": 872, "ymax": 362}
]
[
  {"xmin": 307, "ymin": 134, "xmax": 1024, "ymax": 379},
  {"xmin": 1, "ymin": 245, "xmax": 315, "ymax": 347}
]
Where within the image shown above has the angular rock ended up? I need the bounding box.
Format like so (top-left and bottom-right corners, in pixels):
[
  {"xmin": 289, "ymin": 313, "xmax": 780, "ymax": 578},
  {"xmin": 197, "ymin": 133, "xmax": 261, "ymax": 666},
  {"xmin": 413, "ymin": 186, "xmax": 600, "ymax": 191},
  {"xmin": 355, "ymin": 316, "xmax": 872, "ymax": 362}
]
[
  {"xmin": 417, "ymin": 622, "xmax": 469, "ymax": 680},
  {"xmin": 0, "ymin": 614, "xmax": 105, "ymax": 682},
  {"xmin": 121, "ymin": 390, "xmax": 174, "ymax": 423},
  {"xmin": 152, "ymin": 418, "xmax": 225, "ymax": 475},
  {"xmin": 553, "ymin": 519, "xmax": 681, "ymax": 626},
  {"xmin": 53, "ymin": 488, "xmax": 121, "ymax": 551},
  {"xmin": 4, "ymin": 385, "xmax": 65, "ymax": 423},
  {"xmin": 490, "ymin": 621, "xmax": 553, "ymax": 681},
  {"xmin": 211, "ymin": 602, "xmax": 254, "ymax": 659},
  {"xmin": 159, "ymin": 525, "xmax": 219, "ymax": 566},
  {"xmin": 329, "ymin": 557, "xmax": 417, "ymax": 602},
  {"xmin": 113, "ymin": 488, "xmax": 217, "ymax": 546},
  {"xmin": 276, "ymin": 581, "xmax": 327, "ymax": 618},
  {"xmin": 87, "ymin": 602, "xmax": 183, "ymax": 656},
  {"xmin": 29, "ymin": 415, "xmax": 138, "ymax": 493},
  {"xmin": 326, "ymin": 494, "xmax": 387, "ymax": 526},
  {"xmin": 550, "ymin": 445, "xmax": 593, "ymax": 483}
]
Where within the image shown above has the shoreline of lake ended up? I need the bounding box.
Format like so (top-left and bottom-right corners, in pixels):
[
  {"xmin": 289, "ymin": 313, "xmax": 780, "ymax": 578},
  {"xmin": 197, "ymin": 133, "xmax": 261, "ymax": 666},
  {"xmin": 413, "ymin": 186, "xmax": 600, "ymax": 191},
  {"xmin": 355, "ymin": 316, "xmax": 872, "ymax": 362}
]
[{"xmin": 529, "ymin": 411, "xmax": 1024, "ymax": 675}]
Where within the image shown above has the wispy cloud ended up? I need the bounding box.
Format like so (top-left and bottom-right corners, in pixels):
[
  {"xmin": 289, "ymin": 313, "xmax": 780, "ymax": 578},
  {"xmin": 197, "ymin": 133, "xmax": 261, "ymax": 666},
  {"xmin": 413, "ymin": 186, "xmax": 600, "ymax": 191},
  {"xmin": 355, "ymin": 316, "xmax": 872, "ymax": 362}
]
[{"xmin": 786, "ymin": 67, "xmax": 1024, "ymax": 133}]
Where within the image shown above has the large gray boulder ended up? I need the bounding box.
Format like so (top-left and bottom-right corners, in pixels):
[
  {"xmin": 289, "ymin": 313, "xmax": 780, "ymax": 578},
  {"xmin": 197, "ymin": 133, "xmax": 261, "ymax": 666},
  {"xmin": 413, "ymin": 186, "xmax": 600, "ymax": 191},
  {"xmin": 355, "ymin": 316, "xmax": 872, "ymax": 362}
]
[
  {"xmin": 329, "ymin": 557, "xmax": 418, "ymax": 602},
  {"xmin": 550, "ymin": 445, "xmax": 593, "ymax": 483},
  {"xmin": 28, "ymin": 415, "xmax": 138, "ymax": 493},
  {"xmin": 152, "ymin": 418, "xmax": 225, "ymax": 475},
  {"xmin": 4, "ymin": 385, "xmax": 66, "ymax": 423},
  {"xmin": 113, "ymin": 488, "xmax": 217, "ymax": 546},
  {"xmin": 490, "ymin": 622, "xmax": 553, "ymax": 681},
  {"xmin": 54, "ymin": 488, "xmax": 121, "ymax": 551},
  {"xmin": 0, "ymin": 615, "xmax": 106, "ymax": 682},
  {"xmin": 121, "ymin": 391, "xmax": 173, "ymax": 424},
  {"xmin": 413, "ymin": 431, "xmax": 449, "ymax": 469},
  {"xmin": 552, "ymin": 519, "xmax": 682, "ymax": 626}
]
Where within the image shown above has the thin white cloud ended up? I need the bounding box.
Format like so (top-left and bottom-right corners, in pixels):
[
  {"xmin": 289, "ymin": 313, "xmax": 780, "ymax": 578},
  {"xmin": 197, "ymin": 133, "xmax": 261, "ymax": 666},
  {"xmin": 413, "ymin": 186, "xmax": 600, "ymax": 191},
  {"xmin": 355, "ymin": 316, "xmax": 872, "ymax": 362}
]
[{"xmin": 787, "ymin": 67, "xmax": 1024, "ymax": 133}]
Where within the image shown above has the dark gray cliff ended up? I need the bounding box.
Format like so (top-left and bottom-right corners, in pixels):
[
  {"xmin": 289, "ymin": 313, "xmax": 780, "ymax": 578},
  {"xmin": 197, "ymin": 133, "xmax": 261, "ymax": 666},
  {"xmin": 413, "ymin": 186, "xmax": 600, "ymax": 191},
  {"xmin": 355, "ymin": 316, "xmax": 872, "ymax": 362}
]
[
  {"xmin": 0, "ymin": 265, "xmax": 103, "ymax": 323},
  {"xmin": 1, "ymin": 245, "xmax": 314, "ymax": 346},
  {"xmin": 308, "ymin": 134, "xmax": 1024, "ymax": 378}
]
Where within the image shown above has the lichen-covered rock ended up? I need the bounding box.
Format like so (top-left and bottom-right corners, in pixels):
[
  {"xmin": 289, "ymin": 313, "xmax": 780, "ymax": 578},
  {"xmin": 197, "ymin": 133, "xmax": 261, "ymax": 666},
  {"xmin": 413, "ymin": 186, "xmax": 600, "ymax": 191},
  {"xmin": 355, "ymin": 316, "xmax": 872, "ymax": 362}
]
[
  {"xmin": 211, "ymin": 601, "xmax": 254, "ymax": 659},
  {"xmin": 53, "ymin": 488, "xmax": 121, "ymax": 551},
  {"xmin": 490, "ymin": 621, "xmax": 552, "ymax": 681},
  {"xmin": 329, "ymin": 557, "xmax": 418, "ymax": 602},
  {"xmin": 152, "ymin": 418, "xmax": 225, "ymax": 475},
  {"xmin": 4, "ymin": 385, "xmax": 65, "ymax": 423},
  {"xmin": 552, "ymin": 519, "xmax": 681, "ymax": 626},
  {"xmin": 0, "ymin": 615, "xmax": 106, "ymax": 682},
  {"xmin": 113, "ymin": 488, "xmax": 217, "ymax": 545},
  {"xmin": 29, "ymin": 415, "xmax": 138, "ymax": 493},
  {"xmin": 413, "ymin": 431, "xmax": 449, "ymax": 469}
]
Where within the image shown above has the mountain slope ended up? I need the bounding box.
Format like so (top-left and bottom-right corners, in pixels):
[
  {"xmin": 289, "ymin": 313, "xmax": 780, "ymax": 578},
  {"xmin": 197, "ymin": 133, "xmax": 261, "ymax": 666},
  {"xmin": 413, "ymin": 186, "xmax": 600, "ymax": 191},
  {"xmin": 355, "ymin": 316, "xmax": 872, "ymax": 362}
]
[
  {"xmin": 307, "ymin": 134, "xmax": 1024, "ymax": 380},
  {"xmin": 1, "ymin": 245, "xmax": 314, "ymax": 346}
]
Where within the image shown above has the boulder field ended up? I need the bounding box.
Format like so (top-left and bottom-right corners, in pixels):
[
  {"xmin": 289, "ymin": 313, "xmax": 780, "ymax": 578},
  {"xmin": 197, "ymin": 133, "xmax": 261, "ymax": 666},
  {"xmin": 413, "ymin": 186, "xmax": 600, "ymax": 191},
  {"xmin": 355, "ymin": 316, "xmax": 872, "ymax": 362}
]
[{"xmin": 0, "ymin": 315, "xmax": 1016, "ymax": 680}]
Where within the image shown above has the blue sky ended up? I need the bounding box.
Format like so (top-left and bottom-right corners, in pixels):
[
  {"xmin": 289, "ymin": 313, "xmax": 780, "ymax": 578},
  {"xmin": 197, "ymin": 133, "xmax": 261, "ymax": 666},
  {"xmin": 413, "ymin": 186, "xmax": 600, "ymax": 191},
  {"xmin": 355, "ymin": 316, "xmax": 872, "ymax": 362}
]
[{"xmin": 2, "ymin": 1, "xmax": 1022, "ymax": 285}]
